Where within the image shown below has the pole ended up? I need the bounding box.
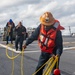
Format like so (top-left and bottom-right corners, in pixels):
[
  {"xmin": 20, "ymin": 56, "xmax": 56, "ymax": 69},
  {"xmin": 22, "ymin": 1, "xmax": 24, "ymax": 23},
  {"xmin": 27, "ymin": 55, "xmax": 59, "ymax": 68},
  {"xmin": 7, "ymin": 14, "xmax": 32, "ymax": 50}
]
[{"xmin": 69, "ymin": 26, "xmax": 71, "ymax": 36}]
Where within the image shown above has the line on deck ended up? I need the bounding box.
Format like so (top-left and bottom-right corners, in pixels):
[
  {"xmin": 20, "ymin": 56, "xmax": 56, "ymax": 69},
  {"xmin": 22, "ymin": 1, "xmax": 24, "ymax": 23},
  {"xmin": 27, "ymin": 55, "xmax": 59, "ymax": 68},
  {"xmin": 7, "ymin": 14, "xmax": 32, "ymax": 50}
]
[
  {"xmin": 0, "ymin": 43, "xmax": 75, "ymax": 54},
  {"xmin": 0, "ymin": 43, "xmax": 40, "ymax": 53}
]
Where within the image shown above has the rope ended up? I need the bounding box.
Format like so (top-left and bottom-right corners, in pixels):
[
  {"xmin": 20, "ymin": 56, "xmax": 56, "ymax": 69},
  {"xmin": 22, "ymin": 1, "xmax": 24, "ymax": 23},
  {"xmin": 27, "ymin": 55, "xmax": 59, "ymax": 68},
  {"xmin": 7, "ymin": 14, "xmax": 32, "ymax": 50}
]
[
  {"xmin": 21, "ymin": 48, "xmax": 24, "ymax": 75},
  {"xmin": 5, "ymin": 43, "xmax": 59, "ymax": 75},
  {"xmin": 32, "ymin": 56, "xmax": 58, "ymax": 75},
  {"xmin": 32, "ymin": 57, "xmax": 54, "ymax": 75},
  {"xmin": 42, "ymin": 57, "xmax": 54, "ymax": 75},
  {"xmin": 6, "ymin": 44, "xmax": 25, "ymax": 75},
  {"xmin": 43, "ymin": 56, "xmax": 58, "ymax": 75},
  {"xmin": 56, "ymin": 56, "xmax": 59, "ymax": 68},
  {"xmin": 6, "ymin": 44, "xmax": 15, "ymax": 75},
  {"xmin": 11, "ymin": 50, "xmax": 14, "ymax": 75},
  {"xmin": 6, "ymin": 44, "xmax": 21, "ymax": 60}
]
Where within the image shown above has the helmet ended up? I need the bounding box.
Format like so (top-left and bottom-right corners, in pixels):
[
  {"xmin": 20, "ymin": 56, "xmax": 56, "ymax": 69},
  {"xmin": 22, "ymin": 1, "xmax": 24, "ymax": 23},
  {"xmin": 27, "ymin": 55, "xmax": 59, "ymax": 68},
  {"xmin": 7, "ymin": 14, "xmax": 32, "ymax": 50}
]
[
  {"xmin": 40, "ymin": 12, "xmax": 55, "ymax": 26},
  {"xmin": 9, "ymin": 19, "xmax": 13, "ymax": 23},
  {"xmin": 53, "ymin": 69, "xmax": 61, "ymax": 75}
]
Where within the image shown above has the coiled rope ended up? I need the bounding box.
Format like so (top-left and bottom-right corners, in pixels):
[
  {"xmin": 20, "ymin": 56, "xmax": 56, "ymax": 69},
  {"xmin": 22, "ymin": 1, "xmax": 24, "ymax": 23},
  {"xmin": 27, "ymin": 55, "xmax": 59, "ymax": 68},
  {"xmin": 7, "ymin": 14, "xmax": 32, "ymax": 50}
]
[
  {"xmin": 6, "ymin": 44, "xmax": 24, "ymax": 75},
  {"xmin": 32, "ymin": 56, "xmax": 58, "ymax": 75},
  {"xmin": 32, "ymin": 57, "xmax": 54, "ymax": 75},
  {"xmin": 43, "ymin": 56, "xmax": 58, "ymax": 75}
]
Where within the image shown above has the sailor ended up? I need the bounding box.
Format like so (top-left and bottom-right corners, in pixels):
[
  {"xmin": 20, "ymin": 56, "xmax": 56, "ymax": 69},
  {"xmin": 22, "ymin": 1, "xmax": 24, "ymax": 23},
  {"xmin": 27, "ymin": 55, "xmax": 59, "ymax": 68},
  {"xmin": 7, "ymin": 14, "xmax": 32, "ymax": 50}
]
[
  {"xmin": 23, "ymin": 12, "xmax": 64, "ymax": 75},
  {"xmin": 5, "ymin": 19, "xmax": 15, "ymax": 44}
]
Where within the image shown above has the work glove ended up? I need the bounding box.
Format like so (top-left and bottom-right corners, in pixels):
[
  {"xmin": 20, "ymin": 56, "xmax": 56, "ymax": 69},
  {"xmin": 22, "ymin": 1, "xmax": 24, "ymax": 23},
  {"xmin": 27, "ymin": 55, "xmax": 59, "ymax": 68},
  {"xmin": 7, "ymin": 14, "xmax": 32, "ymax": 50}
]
[
  {"xmin": 51, "ymin": 54, "xmax": 56, "ymax": 59},
  {"xmin": 23, "ymin": 44, "xmax": 26, "ymax": 49},
  {"xmin": 56, "ymin": 54, "xmax": 60, "ymax": 58}
]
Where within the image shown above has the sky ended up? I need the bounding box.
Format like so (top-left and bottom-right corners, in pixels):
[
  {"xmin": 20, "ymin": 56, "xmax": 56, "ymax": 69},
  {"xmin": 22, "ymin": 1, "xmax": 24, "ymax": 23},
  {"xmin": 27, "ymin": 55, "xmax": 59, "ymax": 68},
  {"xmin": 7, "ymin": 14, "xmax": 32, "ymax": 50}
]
[{"xmin": 0, "ymin": 0, "xmax": 75, "ymax": 35}]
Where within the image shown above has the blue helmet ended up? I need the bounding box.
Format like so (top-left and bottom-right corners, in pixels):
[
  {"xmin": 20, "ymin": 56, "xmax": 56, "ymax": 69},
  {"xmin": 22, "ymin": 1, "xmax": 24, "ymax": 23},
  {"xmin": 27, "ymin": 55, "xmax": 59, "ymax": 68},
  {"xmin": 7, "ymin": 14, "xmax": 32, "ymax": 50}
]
[{"xmin": 9, "ymin": 19, "xmax": 13, "ymax": 23}]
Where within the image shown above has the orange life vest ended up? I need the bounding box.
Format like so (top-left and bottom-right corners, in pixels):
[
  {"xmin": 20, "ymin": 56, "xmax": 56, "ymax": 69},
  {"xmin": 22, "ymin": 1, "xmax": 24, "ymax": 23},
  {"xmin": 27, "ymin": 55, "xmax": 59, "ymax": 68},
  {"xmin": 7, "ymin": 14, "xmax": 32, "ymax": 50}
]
[{"xmin": 38, "ymin": 20, "xmax": 64, "ymax": 54}]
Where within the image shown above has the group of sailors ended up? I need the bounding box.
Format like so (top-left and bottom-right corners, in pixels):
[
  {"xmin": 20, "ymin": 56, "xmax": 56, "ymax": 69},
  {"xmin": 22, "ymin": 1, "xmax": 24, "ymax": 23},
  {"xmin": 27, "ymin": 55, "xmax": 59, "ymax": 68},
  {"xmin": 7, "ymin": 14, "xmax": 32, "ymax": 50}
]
[{"xmin": 4, "ymin": 19, "xmax": 27, "ymax": 51}]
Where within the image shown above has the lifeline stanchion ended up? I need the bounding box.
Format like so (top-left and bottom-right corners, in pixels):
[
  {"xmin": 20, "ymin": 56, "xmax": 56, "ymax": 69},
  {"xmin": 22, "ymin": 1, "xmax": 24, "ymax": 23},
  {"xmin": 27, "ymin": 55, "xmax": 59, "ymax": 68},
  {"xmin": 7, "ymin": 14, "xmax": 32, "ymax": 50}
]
[
  {"xmin": 6, "ymin": 44, "xmax": 25, "ymax": 75},
  {"xmin": 32, "ymin": 57, "xmax": 54, "ymax": 75}
]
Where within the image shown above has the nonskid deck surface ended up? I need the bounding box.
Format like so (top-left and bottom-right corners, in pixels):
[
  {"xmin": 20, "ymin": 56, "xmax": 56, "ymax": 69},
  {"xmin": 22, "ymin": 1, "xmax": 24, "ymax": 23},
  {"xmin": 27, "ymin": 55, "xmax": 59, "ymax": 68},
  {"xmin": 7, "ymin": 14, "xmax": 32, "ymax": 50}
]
[{"xmin": 0, "ymin": 36, "xmax": 75, "ymax": 75}]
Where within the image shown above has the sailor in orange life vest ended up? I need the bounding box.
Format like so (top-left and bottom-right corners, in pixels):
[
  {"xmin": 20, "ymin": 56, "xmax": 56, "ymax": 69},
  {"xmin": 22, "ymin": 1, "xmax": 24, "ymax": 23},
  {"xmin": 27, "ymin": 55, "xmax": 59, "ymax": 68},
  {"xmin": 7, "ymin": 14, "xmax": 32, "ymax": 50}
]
[{"xmin": 23, "ymin": 12, "xmax": 64, "ymax": 75}]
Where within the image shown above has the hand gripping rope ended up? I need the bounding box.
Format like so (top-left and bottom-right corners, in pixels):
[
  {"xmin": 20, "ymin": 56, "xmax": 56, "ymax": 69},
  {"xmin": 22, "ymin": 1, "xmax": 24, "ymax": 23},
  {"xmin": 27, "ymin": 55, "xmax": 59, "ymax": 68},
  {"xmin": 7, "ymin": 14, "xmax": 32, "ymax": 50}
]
[
  {"xmin": 6, "ymin": 44, "xmax": 24, "ymax": 75},
  {"xmin": 32, "ymin": 56, "xmax": 58, "ymax": 75}
]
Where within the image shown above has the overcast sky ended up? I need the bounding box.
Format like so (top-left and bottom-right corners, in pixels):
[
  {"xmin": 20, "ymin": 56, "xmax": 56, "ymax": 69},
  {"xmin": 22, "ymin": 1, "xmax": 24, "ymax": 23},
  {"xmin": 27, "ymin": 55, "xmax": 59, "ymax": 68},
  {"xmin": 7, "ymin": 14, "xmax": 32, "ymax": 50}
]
[{"xmin": 0, "ymin": 0, "xmax": 75, "ymax": 35}]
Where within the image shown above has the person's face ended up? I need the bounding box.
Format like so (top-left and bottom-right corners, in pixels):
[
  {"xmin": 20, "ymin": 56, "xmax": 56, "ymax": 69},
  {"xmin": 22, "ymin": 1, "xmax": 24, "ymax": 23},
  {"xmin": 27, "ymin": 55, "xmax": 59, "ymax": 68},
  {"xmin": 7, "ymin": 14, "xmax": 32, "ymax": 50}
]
[
  {"xmin": 8, "ymin": 23, "xmax": 11, "ymax": 26},
  {"xmin": 8, "ymin": 22, "xmax": 10, "ymax": 25},
  {"xmin": 18, "ymin": 22, "xmax": 22, "ymax": 27}
]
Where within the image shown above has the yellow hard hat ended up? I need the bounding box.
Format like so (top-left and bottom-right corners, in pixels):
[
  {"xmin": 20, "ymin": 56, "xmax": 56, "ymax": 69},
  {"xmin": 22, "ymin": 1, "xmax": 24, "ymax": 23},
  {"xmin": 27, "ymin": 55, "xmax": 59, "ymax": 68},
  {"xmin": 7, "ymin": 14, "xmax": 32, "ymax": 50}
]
[{"xmin": 40, "ymin": 12, "xmax": 55, "ymax": 26}]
